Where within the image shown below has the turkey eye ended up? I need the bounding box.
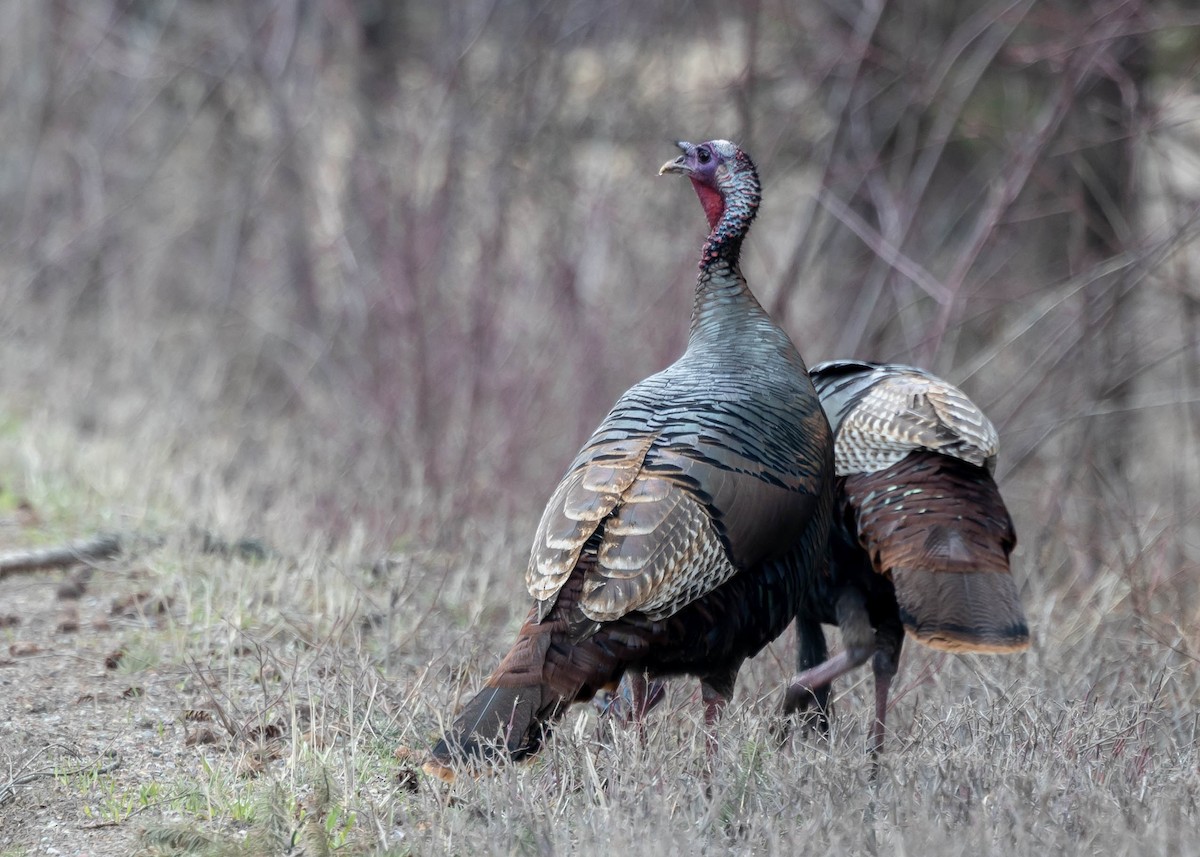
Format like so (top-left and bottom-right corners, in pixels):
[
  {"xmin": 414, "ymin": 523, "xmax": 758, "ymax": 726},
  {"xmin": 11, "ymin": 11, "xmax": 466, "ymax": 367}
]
[{"xmin": 696, "ymin": 148, "xmax": 711, "ymax": 164}]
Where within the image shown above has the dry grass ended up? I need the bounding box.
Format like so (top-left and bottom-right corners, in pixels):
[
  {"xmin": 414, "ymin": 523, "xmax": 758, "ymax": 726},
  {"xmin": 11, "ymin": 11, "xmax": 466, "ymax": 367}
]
[
  {"xmin": 2, "ymin": 1, "xmax": 1199, "ymax": 854},
  {"xmin": 1, "ymin": 416, "xmax": 1197, "ymax": 855}
]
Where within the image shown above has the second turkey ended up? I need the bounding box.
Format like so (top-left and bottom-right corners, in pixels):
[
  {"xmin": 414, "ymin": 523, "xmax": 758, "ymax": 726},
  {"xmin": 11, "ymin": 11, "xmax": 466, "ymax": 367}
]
[{"xmin": 783, "ymin": 360, "xmax": 1030, "ymax": 755}]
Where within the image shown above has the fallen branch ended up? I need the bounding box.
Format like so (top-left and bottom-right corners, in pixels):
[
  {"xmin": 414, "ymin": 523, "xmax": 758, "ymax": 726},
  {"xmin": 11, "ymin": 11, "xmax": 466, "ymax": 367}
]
[
  {"xmin": 0, "ymin": 529, "xmax": 281, "ymax": 583},
  {"xmin": 0, "ymin": 533, "xmax": 123, "ymax": 579}
]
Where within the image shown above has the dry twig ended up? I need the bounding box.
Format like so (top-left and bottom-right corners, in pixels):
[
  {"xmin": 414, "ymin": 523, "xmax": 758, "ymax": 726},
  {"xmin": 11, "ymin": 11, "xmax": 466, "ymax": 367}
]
[{"xmin": 0, "ymin": 534, "xmax": 122, "ymax": 580}]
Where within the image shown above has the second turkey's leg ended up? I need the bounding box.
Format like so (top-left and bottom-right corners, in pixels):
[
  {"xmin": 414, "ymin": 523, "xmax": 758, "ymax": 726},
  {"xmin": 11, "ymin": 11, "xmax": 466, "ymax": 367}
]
[
  {"xmin": 869, "ymin": 619, "xmax": 904, "ymax": 759},
  {"xmin": 782, "ymin": 617, "xmax": 832, "ymax": 729},
  {"xmin": 783, "ymin": 590, "xmax": 874, "ymax": 714}
]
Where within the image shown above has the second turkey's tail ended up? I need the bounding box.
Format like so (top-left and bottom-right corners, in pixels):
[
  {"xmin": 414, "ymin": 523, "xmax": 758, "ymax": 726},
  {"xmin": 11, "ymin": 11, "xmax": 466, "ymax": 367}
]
[
  {"xmin": 844, "ymin": 452, "xmax": 1030, "ymax": 655},
  {"xmin": 891, "ymin": 565, "xmax": 1028, "ymax": 652}
]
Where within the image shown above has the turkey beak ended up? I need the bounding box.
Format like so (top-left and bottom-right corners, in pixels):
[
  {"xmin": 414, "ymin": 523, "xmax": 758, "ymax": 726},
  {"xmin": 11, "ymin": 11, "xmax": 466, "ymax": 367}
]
[{"xmin": 659, "ymin": 141, "xmax": 694, "ymax": 176}]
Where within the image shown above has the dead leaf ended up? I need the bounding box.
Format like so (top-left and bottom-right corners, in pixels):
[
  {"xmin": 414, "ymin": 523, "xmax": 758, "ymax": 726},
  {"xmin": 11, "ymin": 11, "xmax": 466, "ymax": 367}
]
[
  {"xmin": 394, "ymin": 745, "xmax": 422, "ymax": 762},
  {"xmin": 185, "ymin": 727, "xmax": 218, "ymax": 746},
  {"xmin": 396, "ymin": 766, "xmax": 420, "ymax": 793},
  {"xmin": 56, "ymin": 608, "xmax": 80, "ymax": 633},
  {"xmin": 236, "ymin": 753, "xmax": 267, "ymax": 778},
  {"xmin": 9, "ymin": 641, "xmax": 40, "ymax": 657},
  {"xmin": 247, "ymin": 722, "xmax": 284, "ymax": 741},
  {"xmin": 105, "ymin": 649, "xmax": 125, "ymax": 670},
  {"xmin": 236, "ymin": 744, "xmax": 283, "ymax": 778},
  {"xmin": 56, "ymin": 569, "xmax": 91, "ymax": 600}
]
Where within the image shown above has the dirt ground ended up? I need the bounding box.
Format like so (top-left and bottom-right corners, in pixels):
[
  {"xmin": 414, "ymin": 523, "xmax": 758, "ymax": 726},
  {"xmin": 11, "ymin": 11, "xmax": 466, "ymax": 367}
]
[
  {"xmin": 1, "ymin": 561, "xmax": 189, "ymax": 855},
  {"xmin": 0, "ymin": 519, "xmax": 416, "ymax": 856}
]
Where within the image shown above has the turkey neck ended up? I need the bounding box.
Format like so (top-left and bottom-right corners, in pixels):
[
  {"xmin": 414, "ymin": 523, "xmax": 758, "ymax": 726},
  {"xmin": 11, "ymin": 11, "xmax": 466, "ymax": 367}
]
[{"xmin": 688, "ymin": 175, "xmax": 770, "ymax": 352}]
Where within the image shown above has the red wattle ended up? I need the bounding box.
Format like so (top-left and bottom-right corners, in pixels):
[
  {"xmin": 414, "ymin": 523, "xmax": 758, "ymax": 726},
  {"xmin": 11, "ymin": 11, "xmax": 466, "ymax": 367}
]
[{"xmin": 690, "ymin": 179, "xmax": 724, "ymax": 231}]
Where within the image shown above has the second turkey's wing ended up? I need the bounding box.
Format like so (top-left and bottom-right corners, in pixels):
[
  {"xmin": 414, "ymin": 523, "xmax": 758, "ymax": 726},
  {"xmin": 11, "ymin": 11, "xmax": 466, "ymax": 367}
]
[{"xmin": 835, "ymin": 370, "xmax": 999, "ymax": 476}]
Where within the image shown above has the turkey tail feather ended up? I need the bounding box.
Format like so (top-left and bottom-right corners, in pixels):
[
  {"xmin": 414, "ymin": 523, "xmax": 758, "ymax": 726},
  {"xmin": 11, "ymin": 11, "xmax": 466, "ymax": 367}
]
[
  {"xmin": 845, "ymin": 451, "xmax": 1029, "ymax": 655},
  {"xmin": 428, "ymin": 575, "xmax": 629, "ymax": 776},
  {"xmin": 429, "ymin": 683, "xmax": 549, "ymax": 769},
  {"xmin": 892, "ymin": 566, "xmax": 1028, "ymax": 652},
  {"xmin": 429, "ymin": 614, "xmax": 562, "ymax": 771}
]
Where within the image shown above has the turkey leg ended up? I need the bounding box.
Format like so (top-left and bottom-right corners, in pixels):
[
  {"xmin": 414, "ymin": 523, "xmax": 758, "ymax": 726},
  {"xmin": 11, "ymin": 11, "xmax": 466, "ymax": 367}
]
[{"xmin": 782, "ymin": 590, "xmax": 875, "ymax": 741}]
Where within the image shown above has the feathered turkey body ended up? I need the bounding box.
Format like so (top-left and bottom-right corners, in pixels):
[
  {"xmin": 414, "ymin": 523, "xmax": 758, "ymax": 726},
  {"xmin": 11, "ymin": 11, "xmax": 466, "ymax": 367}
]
[
  {"xmin": 784, "ymin": 360, "xmax": 1029, "ymax": 755},
  {"xmin": 426, "ymin": 141, "xmax": 832, "ymax": 776}
]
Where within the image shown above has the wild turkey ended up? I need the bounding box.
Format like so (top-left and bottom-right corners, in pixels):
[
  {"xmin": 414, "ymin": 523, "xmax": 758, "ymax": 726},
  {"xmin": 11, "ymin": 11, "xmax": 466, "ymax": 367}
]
[
  {"xmin": 783, "ymin": 359, "xmax": 1029, "ymax": 755},
  {"xmin": 425, "ymin": 140, "xmax": 832, "ymax": 778}
]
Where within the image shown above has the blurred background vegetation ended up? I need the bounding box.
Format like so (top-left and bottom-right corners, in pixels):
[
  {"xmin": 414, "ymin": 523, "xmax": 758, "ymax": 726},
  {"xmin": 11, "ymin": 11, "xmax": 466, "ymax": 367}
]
[{"xmin": 1, "ymin": 0, "xmax": 1197, "ymax": 621}]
